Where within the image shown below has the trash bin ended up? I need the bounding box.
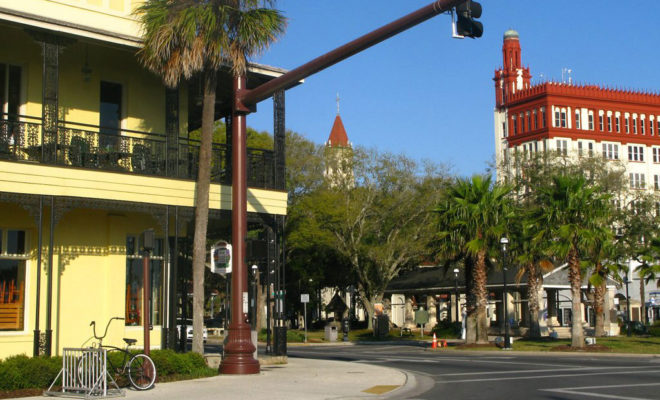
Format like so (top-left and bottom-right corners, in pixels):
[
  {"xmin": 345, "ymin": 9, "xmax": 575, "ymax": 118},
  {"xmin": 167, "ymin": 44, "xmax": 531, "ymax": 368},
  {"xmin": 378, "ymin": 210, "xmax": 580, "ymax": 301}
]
[
  {"xmin": 273, "ymin": 326, "xmax": 287, "ymax": 356},
  {"xmin": 324, "ymin": 324, "xmax": 338, "ymax": 342},
  {"xmin": 374, "ymin": 315, "xmax": 389, "ymax": 338}
]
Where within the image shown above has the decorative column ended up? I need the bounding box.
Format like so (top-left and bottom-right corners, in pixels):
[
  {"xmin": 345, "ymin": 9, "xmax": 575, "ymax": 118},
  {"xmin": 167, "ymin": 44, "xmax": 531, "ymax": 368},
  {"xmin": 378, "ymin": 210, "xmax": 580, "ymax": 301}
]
[
  {"xmin": 165, "ymin": 88, "xmax": 179, "ymax": 177},
  {"xmin": 273, "ymin": 91, "xmax": 285, "ymax": 190}
]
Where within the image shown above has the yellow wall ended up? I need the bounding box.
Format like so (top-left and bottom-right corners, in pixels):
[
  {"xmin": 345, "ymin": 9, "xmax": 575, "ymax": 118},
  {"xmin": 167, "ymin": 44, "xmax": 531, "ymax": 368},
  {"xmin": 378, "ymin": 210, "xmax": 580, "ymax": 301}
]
[
  {"xmin": 0, "ymin": 161, "xmax": 288, "ymax": 215},
  {"xmin": 0, "ymin": 203, "xmax": 165, "ymax": 358},
  {"xmin": 1, "ymin": 0, "xmax": 144, "ymax": 47},
  {"xmin": 0, "ymin": 24, "xmax": 187, "ymax": 137}
]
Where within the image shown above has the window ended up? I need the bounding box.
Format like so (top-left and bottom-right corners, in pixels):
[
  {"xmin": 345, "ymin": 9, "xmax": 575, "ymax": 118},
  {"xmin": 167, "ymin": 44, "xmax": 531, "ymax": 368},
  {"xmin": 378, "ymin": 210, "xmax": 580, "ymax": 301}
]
[
  {"xmin": 588, "ymin": 142, "xmax": 594, "ymax": 157},
  {"xmin": 625, "ymin": 115, "xmax": 630, "ymax": 133},
  {"xmin": 554, "ymin": 110, "xmax": 560, "ymax": 127},
  {"xmin": 651, "ymin": 119, "xmax": 655, "ymax": 136},
  {"xmin": 527, "ymin": 112, "xmax": 531, "ymax": 132},
  {"xmin": 616, "ymin": 115, "xmax": 620, "ymax": 132},
  {"xmin": 541, "ymin": 107, "xmax": 546, "ymax": 127},
  {"xmin": 125, "ymin": 235, "xmax": 164, "ymax": 326},
  {"xmin": 628, "ymin": 145, "xmax": 645, "ymax": 162},
  {"xmin": 607, "ymin": 115, "xmax": 612, "ymax": 132},
  {"xmin": 560, "ymin": 110, "xmax": 567, "ymax": 128},
  {"xmin": 641, "ymin": 118, "xmax": 646, "ymax": 135},
  {"xmin": 0, "ymin": 64, "xmax": 22, "ymax": 120},
  {"xmin": 633, "ymin": 116, "xmax": 638, "ymax": 134},
  {"xmin": 578, "ymin": 141, "xmax": 583, "ymax": 157},
  {"xmin": 533, "ymin": 109, "xmax": 538, "ymax": 130},
  {"xmin": 100, "ymin": 81, "xmax": 122, "ymax": 149},
  {"xmin": 502, "ymin": 122, "xmax": 507, "ymax": 138},
  {"xmin": 654, "ymin": 148, "xmax": 660, "ymax": 163},
  {"xmin": 557, "ymin": 140, "xmax": 568, "ymax": 156},
  {"xmin": 602, "ymin": 143, "xmax": 619, "ymax": 160},
  {"xmin": 512, "ymin": 116, "xmax": 517, "ymax": 135},
  {"xmin": 655, "ymin": 175, "xmax": 659, "ymax": 190},
  {"xmin": 588, "ymin": 113, "xmax": 594, "ymax": 130},
  {"xmin": 629, "ymin": 173, "xmax": 646, "ymax": 189},
  {"xmin": 520, "ymin": 113, "xmax": 524, "ymax": 132},
  {"xmin": 599, "ymin": 115, "xmax": 604, "ymax": 131},
  {"xmin": 0, "ymin": 229, "xmax": 27, "ymax": 331},
  {"xmin": 575, "ymin": 110, "xmax": 581, "ymax": 129},
  {"xmin": 657, "ymin": 116, "xmax": 660, "ymax": 135}
]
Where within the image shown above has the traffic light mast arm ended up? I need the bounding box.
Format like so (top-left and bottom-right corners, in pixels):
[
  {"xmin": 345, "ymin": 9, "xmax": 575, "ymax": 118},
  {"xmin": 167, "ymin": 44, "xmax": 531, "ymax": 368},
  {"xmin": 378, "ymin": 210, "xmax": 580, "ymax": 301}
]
[{"xmin": 236, "ymin": 0, "xmax": 467, "ymax": 110}]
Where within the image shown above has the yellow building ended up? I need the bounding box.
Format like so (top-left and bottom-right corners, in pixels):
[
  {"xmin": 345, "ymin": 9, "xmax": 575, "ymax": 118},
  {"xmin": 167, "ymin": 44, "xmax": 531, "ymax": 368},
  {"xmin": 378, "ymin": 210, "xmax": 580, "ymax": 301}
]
[{"xmin": 0, "ymin": 0, "xmax": 292, "ymax": 358}]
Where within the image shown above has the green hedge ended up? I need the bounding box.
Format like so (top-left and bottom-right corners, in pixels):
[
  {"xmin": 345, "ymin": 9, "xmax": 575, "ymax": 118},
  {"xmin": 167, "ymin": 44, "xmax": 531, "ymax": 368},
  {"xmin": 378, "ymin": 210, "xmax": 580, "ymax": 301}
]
[{"xmin": 0, "ymin": 350, "xmax": 216, "ymax": 391}]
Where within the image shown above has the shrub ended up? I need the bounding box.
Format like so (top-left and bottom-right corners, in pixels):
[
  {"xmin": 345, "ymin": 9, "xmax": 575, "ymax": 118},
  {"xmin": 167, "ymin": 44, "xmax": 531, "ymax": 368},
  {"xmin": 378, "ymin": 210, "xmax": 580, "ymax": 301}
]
[
  {"xmin": 649, "ymin": 325, "xmax": 660, "ymax": 337},
  {"xmin": 0, "ymin": 355, "xmax": 61, "ymax": 390},
  {"xmin": 431, "ymin": 320, "xmax": 461, "ymax": 339}
]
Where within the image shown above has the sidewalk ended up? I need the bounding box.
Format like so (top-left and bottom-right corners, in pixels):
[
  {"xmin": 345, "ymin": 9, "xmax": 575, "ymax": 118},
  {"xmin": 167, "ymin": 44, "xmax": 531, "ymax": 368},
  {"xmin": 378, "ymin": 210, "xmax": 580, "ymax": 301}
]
[{"xmin": 35, "ymin": 357, "xmax": 411, "ymax": 400}]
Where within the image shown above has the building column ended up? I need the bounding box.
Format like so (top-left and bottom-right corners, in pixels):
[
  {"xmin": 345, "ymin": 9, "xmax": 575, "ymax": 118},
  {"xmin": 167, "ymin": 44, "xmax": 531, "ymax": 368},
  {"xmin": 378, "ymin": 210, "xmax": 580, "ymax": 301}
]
[
  {"xmin": 273, "ymin": 91, "xmax": 285, "ymax": 191},
  {"xmin": 546, "ymin": 289, "xmax": 558, "ymax": 327}
]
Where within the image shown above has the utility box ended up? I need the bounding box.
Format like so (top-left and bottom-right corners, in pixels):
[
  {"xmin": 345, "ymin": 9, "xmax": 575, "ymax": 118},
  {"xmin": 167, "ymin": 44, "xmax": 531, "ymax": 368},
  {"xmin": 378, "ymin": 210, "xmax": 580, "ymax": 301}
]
[
  {"xmin": 273, "ymin": 326, "xmax": 287, "ymax": 356},
  {"xmin": 324, "ymin": 324, "xmax": 338, "ymax": 342}
]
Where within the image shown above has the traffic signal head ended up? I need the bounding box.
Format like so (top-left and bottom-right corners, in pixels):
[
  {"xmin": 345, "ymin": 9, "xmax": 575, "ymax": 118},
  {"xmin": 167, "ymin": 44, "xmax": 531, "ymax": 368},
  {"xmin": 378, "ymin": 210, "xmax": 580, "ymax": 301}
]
[{"xmin": 455, "ymin": 1, "xmax": 483, "ymax": 38}]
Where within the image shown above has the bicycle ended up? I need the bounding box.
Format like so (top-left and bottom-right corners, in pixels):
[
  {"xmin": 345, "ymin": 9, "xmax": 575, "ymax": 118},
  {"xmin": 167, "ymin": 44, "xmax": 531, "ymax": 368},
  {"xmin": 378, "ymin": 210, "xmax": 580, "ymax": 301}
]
[{"xmin": 81, "ymin": 317, "xmax": 156, "ymax": 390}]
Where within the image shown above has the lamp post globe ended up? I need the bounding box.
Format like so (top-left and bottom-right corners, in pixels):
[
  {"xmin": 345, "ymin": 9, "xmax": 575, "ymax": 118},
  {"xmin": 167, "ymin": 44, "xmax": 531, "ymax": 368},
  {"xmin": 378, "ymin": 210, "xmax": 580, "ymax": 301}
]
[{"xmin": 500, "ymin": 237, "xmax": 511, "ymax": 350}]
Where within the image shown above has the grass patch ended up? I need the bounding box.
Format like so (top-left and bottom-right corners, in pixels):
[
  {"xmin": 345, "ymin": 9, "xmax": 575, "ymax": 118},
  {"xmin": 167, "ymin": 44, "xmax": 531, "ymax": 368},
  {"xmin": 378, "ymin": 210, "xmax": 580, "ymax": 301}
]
[{"xmin": 508, "ymin": 336, "xmax": 660, "ymax": 353}]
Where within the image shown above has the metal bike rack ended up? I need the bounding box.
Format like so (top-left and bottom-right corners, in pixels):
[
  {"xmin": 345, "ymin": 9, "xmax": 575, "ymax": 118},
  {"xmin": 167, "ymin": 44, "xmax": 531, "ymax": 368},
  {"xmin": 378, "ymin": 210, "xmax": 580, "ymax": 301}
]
[{"xmin": 44, "ymin": 348, "xmax": 124, "ymax": 399}]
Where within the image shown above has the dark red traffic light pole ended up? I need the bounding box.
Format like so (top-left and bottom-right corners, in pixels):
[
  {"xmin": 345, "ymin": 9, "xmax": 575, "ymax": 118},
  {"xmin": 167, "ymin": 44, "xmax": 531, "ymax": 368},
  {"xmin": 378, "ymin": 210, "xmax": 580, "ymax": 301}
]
[{"xmin": 219, "ymin": 0, "xmax": 466, "ymax": 374}]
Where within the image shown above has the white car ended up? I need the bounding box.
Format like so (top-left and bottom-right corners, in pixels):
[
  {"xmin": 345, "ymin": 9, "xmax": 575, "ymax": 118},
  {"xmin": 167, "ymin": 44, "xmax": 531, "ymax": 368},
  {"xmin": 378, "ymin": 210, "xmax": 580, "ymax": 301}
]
[{"xmin": 176, "ymin": 319, "xmax": 208, "ymax": 342}]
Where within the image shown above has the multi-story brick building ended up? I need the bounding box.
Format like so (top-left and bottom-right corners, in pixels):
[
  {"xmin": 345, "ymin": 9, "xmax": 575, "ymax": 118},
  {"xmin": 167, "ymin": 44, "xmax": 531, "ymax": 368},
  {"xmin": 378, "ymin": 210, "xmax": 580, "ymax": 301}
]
[{"xmin": 493, "ymin": 29, "xmax": 660, "ymax": 326}]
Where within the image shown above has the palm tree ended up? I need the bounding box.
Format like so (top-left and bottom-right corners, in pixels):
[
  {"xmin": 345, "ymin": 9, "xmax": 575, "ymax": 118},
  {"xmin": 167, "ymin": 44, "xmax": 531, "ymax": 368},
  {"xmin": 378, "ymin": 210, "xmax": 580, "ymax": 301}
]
[
  {"xmin": 435, "ymin": 175, "xmax": 512, "ymax": 344},
  {"xmin": 136, "ymin": 0, "xmax": 285, "ymax": 354},
  {"xmin": 532, "ymin": 174, "xmax": 610, "ymax": 348}
]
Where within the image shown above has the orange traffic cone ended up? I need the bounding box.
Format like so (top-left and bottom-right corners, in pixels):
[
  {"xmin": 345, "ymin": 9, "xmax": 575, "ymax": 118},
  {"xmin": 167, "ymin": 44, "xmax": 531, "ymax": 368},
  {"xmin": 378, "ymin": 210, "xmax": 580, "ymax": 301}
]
[
  {"xmin": 441, "ymin": 339, "xmax": 447, "ymax": 347},
  {"xmin": 432, "ymin": 333, "xmax": 438, "ymax": 349}
]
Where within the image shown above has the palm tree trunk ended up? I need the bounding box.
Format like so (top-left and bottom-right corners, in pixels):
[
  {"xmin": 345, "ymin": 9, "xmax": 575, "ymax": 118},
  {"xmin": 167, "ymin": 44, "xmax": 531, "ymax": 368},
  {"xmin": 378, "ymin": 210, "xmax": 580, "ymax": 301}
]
[
  {"xmin": 191, "ymin": 69, "xmax": 216, "ymax": 355},
  {"xmin": 568, "ymin": 247, "xmax": 584, "ymax": 348},
  {"xmin": 474, "ymin": 250, "xmax": 489, "ymax": 344},
  {"xmin": 594, "ymin": 279, "xmax": 606, "ymax": 337},
  {"xmin": 639, "ymin": 272, "xmax": 647, "ymax": 324},
  {"xmin": 465, "ymin": 260, "xmax": 477, "ymax": 344},
  {"xmin": 526, "ymin": 262, "xmax": 542, "ymax": 338}
]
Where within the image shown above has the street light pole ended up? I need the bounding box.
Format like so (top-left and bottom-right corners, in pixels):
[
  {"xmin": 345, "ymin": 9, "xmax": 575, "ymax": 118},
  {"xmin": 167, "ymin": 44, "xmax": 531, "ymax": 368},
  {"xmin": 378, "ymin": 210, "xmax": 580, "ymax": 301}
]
[
  {"xmin": 500, "ymin": 237, "xmax": 511, "ymax": 350},
  {"xmin": 453, "ymin": 268, "xmax": 459, "ymax": 324},
  {"xmin": 625, "ymin": 270, "xmax": 632, "ymax": 337}
]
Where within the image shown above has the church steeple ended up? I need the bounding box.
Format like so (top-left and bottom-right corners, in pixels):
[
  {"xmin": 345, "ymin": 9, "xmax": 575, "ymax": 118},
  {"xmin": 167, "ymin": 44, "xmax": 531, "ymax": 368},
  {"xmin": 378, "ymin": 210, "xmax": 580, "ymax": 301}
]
[
  {"xmin": 324, "ymin": 94, "xmax": 353, "ymax": 187},
  {"xmin": 326, "ymin": 93, "xmax": 350, "ymax": 148}
]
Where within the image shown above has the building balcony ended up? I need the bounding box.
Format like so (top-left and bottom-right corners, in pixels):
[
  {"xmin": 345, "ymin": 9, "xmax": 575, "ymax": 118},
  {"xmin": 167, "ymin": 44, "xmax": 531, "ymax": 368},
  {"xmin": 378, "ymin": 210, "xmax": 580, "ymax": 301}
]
[{"xmin": 0, "ymin": 114, "xmax": 280, "ymax": 191}]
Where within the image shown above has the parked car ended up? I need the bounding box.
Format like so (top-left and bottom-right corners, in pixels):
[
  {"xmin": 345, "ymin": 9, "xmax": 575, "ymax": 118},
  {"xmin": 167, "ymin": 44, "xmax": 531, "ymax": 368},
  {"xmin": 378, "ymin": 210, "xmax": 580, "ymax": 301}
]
[{"xmin": 176, "ymin": 319, "xmax": 208, "ymax": 342}]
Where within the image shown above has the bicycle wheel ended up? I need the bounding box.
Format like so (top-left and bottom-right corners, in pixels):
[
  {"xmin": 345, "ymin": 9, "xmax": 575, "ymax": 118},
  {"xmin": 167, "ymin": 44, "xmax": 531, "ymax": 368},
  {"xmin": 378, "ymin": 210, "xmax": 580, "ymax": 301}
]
[{"xmin": 127, "ymin": 353, "xmax": 156, "ymax": 390}]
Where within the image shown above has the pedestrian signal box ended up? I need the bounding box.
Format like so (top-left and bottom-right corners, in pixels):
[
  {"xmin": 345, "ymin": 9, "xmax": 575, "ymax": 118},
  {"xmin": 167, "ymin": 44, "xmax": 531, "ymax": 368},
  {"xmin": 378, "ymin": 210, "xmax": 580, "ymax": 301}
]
[{"xmin": 210, "ymin": 241, "xmax": 232, "ymax": 274}]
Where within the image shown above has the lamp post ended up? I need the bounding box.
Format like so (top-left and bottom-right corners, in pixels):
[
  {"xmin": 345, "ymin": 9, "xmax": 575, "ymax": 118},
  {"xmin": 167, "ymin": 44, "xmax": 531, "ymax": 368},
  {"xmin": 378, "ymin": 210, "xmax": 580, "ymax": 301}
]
[
  {"xmin": 624, "ymin": 269, "xmax": 632, "ymax": 337},
  {"xmin": 453, "ymin": 268, "xmax": 459, "ymax": 323},
  {"xmin": 500, "ymin": 237, "xmax": 511, "ymax": 350},
  {"xmin": 221, "ymin": 0, "xmax": 473, "ymax": 374}
]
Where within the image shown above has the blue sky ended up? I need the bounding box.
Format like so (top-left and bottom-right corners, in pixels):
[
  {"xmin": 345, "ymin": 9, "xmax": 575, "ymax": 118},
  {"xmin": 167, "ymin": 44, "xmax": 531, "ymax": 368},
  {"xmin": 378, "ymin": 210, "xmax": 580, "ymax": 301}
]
[{"xmin": 247, "ymin": 0, "xmax": 660, "ymax": 177}]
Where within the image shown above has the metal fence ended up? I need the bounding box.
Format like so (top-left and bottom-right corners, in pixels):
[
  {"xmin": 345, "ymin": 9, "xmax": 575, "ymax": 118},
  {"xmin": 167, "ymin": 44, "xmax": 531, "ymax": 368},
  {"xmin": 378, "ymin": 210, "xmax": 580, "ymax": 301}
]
[{"xmin": 44, "ymin": 347, "xmax": 123, "ymax": 399}]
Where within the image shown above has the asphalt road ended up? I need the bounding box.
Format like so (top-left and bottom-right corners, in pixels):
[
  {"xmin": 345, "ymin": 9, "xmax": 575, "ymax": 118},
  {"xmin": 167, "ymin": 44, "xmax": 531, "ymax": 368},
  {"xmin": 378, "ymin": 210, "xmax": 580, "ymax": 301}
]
[{"xmin": 288, "ymin": 344, "xmax": 660, "ymax": 400}]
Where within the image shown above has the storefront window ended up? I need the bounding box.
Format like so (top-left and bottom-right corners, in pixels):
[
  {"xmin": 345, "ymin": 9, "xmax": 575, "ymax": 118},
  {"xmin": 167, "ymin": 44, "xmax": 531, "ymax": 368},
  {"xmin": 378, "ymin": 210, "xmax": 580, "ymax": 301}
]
[
  {"xmin": 0, "ymin": 229, "xmax": 27, "ymax": 331},
  {"xmin": 125, "ymin": 235, "xmax": 164, "ymax": 326}
]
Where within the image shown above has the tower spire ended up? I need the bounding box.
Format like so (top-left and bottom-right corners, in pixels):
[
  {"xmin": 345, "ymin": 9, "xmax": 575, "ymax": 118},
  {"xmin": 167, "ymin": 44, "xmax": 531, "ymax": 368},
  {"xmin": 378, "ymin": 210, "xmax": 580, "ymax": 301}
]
[{"xmin": 336, "ymin": 92, "xmax": 340, "ymax": 115}]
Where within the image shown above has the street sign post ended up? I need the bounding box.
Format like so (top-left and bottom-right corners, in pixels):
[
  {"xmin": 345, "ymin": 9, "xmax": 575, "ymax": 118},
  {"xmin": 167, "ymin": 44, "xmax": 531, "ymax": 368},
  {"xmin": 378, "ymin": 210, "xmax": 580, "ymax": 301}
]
[{"xmin": 301, "ymin": 294, "xmax": 309, "ymax": 343}]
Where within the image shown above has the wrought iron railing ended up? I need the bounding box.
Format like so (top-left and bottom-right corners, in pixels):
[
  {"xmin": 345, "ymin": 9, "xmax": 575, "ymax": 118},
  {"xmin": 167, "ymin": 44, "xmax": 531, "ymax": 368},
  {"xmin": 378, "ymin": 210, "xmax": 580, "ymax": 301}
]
[{"xmin": 0, "ymin": 114, "xmax": 279, "ymax": 190}]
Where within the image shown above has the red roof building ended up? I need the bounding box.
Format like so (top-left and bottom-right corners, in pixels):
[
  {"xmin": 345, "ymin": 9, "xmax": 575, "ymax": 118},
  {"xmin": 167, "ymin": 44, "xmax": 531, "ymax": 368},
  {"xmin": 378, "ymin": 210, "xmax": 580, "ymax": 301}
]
[{"xmin": 494, "ymin": 30, "xmax": 660, "ymax": 193}]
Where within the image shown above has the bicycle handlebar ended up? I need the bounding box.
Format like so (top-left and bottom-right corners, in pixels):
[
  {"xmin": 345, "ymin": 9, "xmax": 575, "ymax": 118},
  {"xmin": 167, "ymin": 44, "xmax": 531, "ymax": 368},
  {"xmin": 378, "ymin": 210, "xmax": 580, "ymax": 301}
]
[{"xmin": 91, "ymin": 317, "xmax": 125, "ymax": 344}]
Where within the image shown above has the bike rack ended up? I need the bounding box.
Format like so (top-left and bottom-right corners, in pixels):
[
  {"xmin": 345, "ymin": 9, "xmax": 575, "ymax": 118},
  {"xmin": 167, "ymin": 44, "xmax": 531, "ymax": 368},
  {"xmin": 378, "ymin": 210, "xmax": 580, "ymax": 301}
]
[{"xmin": 44, "ymin": 348, "xmax": 124, "ymax": 399}]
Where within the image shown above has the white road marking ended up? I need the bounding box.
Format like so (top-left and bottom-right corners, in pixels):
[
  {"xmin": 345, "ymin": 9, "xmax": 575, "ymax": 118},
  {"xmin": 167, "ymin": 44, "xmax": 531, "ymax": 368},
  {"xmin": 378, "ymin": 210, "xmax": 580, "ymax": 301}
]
[
  {"xmin": 438, "ymin": 365, "xmax": 638, "ymax": 377},
  {"xmin": 540, "ymin": 382, "xmax": 660, "ymax": 400},
  {"xmin": 438, "ymin": 367, "xmax": 653, "ymax": 383}
]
